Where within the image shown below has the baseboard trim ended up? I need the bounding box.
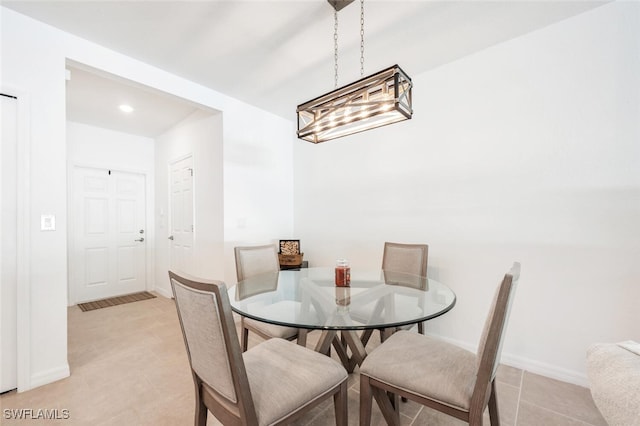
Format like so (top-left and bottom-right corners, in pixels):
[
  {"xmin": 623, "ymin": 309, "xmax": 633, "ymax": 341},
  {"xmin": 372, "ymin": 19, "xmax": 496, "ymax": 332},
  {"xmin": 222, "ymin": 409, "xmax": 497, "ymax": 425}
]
[
  {"xmin": 153, "ymin": 287, "xmax": 173, "ymax": 299},
  {"xmin": 500, "ymin": 352, "xmax": 589, "ymax": 387},
  {"xmin": 28, "ymin": 364, "xmax": 70, "ymax": 391},
  {"xmin": 428, "ymin": 333, "xmax": 589, "ymax": 388}
]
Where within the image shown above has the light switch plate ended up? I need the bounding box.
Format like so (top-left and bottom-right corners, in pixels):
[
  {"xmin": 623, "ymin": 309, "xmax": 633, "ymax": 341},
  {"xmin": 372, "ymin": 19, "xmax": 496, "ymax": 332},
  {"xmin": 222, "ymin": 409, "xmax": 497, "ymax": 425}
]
[{"xmin": 41, "ymin": 214, "xmax": 56, "ymax": 231}]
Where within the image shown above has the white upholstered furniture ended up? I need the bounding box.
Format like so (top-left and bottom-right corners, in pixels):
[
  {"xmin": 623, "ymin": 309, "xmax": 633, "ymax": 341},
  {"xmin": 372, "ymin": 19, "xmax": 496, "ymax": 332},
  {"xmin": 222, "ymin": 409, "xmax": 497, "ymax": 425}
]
[{"xmin": 587, "ymin": 342, "xmax": 640, "ymax": 426}]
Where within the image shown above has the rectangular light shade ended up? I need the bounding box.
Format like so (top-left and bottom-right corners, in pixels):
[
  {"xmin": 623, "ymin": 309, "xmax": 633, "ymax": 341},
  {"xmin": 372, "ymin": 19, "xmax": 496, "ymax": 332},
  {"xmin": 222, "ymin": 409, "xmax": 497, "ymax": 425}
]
[{"xmin": 297, "ymin": 64, "xmax": 412, "ymax": 143}]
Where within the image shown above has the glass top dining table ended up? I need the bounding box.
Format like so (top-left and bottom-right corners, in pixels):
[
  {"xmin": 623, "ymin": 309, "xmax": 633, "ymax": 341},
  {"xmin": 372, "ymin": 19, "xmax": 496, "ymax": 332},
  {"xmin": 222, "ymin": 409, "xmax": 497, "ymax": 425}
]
[{"xmin": 228, "ymin": 267, "xmax": 456, "ymax": 372}]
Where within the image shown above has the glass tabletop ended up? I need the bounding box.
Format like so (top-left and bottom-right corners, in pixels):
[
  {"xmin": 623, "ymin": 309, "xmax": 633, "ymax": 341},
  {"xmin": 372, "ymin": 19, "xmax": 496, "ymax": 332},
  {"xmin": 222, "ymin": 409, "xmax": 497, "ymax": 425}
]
[{"xmin": 228, "ymin": 267, "xmax": 456, "ymax": 331}]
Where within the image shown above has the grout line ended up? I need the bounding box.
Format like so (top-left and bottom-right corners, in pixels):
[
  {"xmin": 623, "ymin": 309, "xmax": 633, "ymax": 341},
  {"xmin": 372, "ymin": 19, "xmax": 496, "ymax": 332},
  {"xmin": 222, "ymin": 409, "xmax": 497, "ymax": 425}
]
[
  {"xmin": 513, "ymin": 369, "xmax": 524, "ymax": 425},
  {"xmin": 520, "ymin": 399, "xmax": 600, "ymax": 426},
  {"xmin": 409, "ymin": 405, "xmax": 424, "ymax": 426},
  {"xmin": 517, "ymin": 371, "xmax": 602, "ymax": 426}
]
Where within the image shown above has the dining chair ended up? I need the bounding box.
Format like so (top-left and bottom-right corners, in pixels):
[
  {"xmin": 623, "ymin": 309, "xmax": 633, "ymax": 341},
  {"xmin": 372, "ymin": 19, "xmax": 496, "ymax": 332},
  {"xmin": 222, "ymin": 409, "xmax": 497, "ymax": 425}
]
[
  {"xmin": 361, "ymin": 242, "xmax": 429, "ymax": 346},
  {"xmin": 359, "ymin": 262, "xmax": 521, "ymax": 426},
  {"xmin": 169, "ymin": 271, "xmax": 348, "ymax": 426},
  {"xmin": 234, "ymin": 244, "xmax": 301, "ymax": 351}
]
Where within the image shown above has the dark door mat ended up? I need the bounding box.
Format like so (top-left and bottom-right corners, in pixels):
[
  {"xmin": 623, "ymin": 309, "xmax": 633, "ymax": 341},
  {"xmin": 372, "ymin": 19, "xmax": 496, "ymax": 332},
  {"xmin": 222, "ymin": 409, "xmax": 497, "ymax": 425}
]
[{"xmin": 77, "ymin": 291, "xmax": 156, "ymax": 312}]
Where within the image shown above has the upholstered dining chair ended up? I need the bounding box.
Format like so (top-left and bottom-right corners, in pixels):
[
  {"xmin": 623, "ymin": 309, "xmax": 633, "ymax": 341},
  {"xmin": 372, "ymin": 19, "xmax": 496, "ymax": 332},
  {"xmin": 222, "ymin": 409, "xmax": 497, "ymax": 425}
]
[
  {"xmin": 359, "ymin": 262, "xmax": 521, "ymax": 426},
  {"xmin": 169, "ymin": 271, "xmax": 348, "ymax": 426},
  {"xmin": 234, "ymin": 244, "xmax": 301, "ymax": 351},
  {"xmin": 361, "ymin": 242, "xmax": 429, "ymax": 346}
]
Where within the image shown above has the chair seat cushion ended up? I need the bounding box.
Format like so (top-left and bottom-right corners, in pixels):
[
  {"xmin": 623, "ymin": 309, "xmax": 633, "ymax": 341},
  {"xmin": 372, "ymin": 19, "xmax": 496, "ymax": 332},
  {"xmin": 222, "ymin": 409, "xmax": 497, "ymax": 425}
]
[
  {"xmin": 243, "ymin": 317, "xmax": 298, "ymax": 340},
  {"xmin": 360, "ymin": 330, "xmax": 477, "ymax": 410},
  {"xmin": 244, "ymin": 338, "xmax": 348, "ymax": 426}
]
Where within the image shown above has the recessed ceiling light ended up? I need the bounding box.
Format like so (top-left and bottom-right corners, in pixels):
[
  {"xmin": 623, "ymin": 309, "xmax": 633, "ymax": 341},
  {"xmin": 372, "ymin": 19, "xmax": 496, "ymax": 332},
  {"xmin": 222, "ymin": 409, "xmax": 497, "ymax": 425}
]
[{"xmin": 119, "ymin": 104, "xmax": 134, "ymax": 113}]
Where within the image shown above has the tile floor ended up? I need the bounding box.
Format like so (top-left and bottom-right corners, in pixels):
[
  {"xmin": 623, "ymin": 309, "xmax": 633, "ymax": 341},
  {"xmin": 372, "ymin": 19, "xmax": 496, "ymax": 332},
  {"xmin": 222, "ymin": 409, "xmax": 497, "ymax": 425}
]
[{"xmin": 1, "ymin": 294, "xmax": 606, "ymax": 425}]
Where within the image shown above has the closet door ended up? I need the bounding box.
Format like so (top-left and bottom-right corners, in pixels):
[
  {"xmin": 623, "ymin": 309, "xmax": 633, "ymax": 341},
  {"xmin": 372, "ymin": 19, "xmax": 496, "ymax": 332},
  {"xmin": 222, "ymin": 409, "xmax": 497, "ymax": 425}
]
[{"xmin": 1, "ymin": 94, "xmax": 18, "ymax": 393}]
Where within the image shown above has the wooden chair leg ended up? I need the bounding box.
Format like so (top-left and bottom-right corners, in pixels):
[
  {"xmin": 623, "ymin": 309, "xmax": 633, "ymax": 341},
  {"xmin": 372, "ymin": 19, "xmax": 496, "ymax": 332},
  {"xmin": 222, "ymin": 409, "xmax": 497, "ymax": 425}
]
[
  {"xmin": 194, "ymin": 383, "xmax": 207, "ymax": 426},
  {"xmin": 488, "ymin": 379, "xmax": 500, "ymax": 426},
  {"xmin": 418, "ymin": 321, "xmax": 424, "ymax": 334},
  {"xmin": 359, "ymin": 375, "xmax": 373, "ymax": 426},
  {"xmin": 388, "ymin": 391, "xmax": 400, "ymax": 423},
  {"xmin": 241, "ymin": 326, "xmax": 249, "ymax": 352},
  {"xmin": 334, "ymin": 381, "xmax": 348, "ymax": 426},
  {"xmin": 372, "ymin": 386, "xmax": 400, "ymax": 426}
]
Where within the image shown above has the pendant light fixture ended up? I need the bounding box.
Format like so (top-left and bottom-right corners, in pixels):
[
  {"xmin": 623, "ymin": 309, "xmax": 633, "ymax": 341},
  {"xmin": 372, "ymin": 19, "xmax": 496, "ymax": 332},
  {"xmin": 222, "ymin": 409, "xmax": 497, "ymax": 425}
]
[{"xmin": 297, "ymin": 0, "xmax": 413, "ymax": 144}]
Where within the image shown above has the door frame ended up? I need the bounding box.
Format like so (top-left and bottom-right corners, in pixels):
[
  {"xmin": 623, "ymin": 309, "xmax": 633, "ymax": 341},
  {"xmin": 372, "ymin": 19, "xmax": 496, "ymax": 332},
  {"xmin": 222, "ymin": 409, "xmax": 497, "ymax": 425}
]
[
  {"xmin": 1, "ymin": 86, "xmax": 31, "ymax": 392},
  {"xmin": 67, "ymin": 164, "xmax": 151, "ymax": 306}
]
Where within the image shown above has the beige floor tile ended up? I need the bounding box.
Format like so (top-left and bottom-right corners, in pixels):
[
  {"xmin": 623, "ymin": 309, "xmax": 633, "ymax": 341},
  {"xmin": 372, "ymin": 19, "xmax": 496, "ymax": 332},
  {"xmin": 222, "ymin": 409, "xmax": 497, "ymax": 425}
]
[
  {"xmin": 483, "ymin": 381, "xmax": 519, "ymax": 426},
  {"xmin": 0, "ymin": 374, "xmax": 89, "ymax": 414},
  {"xmin": 496, "ymin": 363, "xmax": 523, "ymax": 387},
  {"xmin": 517, "ymin": 401, "xmax": 596, "ymax": 426},
  {"xmin": 94, "ymin": 407, "xmax": 141, "ymax": 426},
  {"xmin": 307, "ymin": 386, "xmax": 412, "ymax": 426},
  {"xmin": 412, "ymin": 406, "xmax": 468, "ymax": 426},
  {"xmin": 520, "ymin": 372, "xmax": 607, "ymax": 426},
  {"xmin": 135, "ymin": 388, "xmax": 194, "ymax": 426},
  {"xmin": 1, "ymin": 294, "xmax": 608, "ymax": 426},
  {"xmin": 286, "ymin": 393, "xmax": 337, "ymax": 426}
]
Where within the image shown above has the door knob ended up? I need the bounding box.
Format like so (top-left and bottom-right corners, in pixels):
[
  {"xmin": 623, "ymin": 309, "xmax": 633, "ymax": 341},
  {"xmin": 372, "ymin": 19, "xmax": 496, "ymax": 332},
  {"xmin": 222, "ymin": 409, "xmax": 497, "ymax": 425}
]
[
  {"xmin": 135, "ymin": 237, "xmax": 145, "ymax": 242},
  {"xmin": 168, "ymin": 235, "xmax": 174, "ymax": 240}
]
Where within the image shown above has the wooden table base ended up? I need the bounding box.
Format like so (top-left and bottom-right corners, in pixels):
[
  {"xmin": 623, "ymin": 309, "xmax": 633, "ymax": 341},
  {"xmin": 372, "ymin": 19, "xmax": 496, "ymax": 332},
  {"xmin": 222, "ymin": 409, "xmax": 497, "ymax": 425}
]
[{"xmin": 314, "ymin": 329, "xmax": 369, "ymax": 373}]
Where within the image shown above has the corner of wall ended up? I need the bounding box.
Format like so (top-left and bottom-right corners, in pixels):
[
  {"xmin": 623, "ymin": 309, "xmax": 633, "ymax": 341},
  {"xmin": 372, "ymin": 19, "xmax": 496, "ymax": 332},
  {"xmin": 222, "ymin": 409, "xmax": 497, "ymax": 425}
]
[
  {"xmin": 28, "ymin": 364, "xmax": 70, "ymax": 391},
  {"xmin": 429, "ymin": 332, "xmax": 589, "ymax": 387}
]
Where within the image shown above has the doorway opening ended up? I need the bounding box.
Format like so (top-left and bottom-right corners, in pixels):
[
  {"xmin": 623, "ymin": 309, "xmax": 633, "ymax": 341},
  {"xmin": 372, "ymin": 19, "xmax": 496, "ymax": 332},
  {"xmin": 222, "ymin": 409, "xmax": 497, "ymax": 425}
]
[{"xmin": 65, "ymin": 61, "xmax": 211, "ymax": 306}]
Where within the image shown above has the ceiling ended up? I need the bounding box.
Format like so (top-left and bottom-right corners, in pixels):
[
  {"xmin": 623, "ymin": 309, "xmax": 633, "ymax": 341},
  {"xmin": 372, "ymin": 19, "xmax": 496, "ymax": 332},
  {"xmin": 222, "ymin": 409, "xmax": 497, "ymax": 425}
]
[
  {"xmin": 65, "ymin": 64, "xmax": 202, "ymax": 137},
  {"xmin": 3, "ymin": 0, "xmax": 606, "ymax": 137}
]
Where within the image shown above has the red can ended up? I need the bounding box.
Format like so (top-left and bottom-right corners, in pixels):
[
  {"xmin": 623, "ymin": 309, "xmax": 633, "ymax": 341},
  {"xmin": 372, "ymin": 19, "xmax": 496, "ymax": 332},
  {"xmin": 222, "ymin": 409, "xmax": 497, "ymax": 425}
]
[{"xmin": 335, "ymin": 259, "xmax": 350, "ymax": 287}]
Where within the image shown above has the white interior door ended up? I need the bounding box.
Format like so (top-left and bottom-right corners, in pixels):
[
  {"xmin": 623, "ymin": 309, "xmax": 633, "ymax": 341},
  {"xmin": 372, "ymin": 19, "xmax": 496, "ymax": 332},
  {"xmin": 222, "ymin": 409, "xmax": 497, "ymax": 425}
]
[
  {"xmin": 169, "ymin": 156, "xmax": 194, "ymax": 274},
  {"xmin": 72, "ymin": 167, "xmax": 146, "ymax": 303},
  {"xmin": 1, "ymin": 94, "xmax": 18, "ymax": 393}
]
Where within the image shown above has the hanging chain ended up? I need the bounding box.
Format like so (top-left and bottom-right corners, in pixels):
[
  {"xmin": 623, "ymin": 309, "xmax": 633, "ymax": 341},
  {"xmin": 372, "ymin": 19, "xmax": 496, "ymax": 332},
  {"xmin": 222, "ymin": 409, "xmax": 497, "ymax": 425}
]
[
  {"xmin": 334, "ymin": 9, "xmax": 339, "ymax": 88},
  {"xmin": 360, "ymin": 0, "xmax": 365, "ymax": 76}
]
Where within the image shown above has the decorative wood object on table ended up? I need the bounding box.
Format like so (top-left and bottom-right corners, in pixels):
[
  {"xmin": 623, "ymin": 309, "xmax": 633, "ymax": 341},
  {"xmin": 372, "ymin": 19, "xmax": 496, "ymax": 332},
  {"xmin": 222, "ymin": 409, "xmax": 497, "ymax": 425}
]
[{"xmin": 278, "ymin": 239, "xmax": 304, "ymax": 267}]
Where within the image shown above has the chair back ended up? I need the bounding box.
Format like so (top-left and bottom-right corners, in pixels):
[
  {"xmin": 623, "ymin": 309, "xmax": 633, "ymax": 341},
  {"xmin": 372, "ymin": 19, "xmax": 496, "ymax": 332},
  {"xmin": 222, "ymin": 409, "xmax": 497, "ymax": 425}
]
[
  {"xmin": 472, "ymin": 263, "xmax": 521, "ymax": 408},
  {"xmin": 382, "ymin": 242, "xmax": 428, "ymax": 277},
  {"xmin": 235, "ymin": 271, "xmax": 279, "ymax": 300},
  {"xmin": 169, "ymin": 271, "xmax": 257, "ymax": 424},
  {"xmin": 234, "ymin": 244, "xmax": 280, "ymax": 282}
]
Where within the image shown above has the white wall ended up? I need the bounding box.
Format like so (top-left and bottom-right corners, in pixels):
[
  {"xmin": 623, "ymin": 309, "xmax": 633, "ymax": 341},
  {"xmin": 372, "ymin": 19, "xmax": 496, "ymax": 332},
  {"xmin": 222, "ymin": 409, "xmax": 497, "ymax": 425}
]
[
  {"xmin": 293, "ymin": 2, "xmax": 640, "ymax": 385},
  {"xmin": 9, "ymin": 0, "xmax": 633, "ymax": 392},
  {"xmin": 2, "ymin": 8, "xmax": 70, "ymax": 389},
  {"xmin": 222, "ymin": 100, "xmax": 295, "ymax": 285},
  {"xmin": 66, "ymin": 121, "xmax": 155, "ymax": 304},
  {"xmin": 67, "ymin": 121, "xmax": 155, "ymax": 171},
  {"xmin": 1, "ymin": 7, "xmax": 295, "ymax": 390},
  {"xmin": 154, "ymin": 110, "xmax": 225, "ymax": 297}
]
